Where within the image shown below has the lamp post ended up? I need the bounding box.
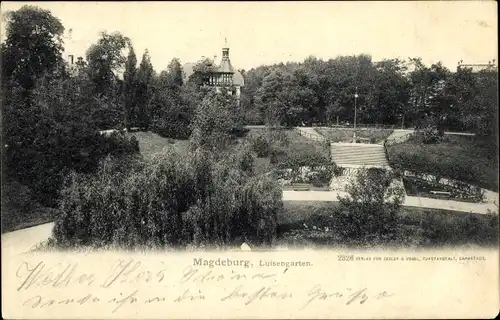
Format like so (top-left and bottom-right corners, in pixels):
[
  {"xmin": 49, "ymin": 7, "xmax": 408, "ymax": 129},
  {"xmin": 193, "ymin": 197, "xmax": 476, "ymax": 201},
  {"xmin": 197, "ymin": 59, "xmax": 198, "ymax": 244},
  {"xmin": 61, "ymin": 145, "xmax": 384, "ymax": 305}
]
[{"xmin": 353, "ymin": 87, "xmax": 359, "ymax": 141}]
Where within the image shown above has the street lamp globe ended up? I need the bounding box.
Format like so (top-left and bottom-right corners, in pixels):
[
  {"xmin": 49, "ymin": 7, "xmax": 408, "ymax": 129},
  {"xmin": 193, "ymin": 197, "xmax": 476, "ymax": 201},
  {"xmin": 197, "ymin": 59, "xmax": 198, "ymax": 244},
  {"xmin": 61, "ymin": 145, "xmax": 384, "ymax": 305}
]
[{"xmin": 354, "ymin": 93, "xmax": 359, "ymax": 98}]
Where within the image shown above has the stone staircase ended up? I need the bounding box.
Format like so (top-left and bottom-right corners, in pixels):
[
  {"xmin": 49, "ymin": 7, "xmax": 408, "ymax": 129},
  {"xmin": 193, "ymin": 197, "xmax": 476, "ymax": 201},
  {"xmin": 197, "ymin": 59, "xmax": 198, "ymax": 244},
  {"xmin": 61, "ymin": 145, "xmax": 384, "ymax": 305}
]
[{"xmin": 330, "ymin": 143, "xmax": 389, "ymax": 167}]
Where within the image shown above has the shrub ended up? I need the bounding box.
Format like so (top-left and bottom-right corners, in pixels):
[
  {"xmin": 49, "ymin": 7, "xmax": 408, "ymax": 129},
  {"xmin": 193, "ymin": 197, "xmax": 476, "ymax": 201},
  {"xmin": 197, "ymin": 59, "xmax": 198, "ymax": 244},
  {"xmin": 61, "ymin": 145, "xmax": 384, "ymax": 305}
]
[
  {"xmin": 310, "ymin": 166, "xmax": 334, "ymax": 186},
  {"xmin": 249, "ymin": 134, "xmax": 272, "ymax": 157},
  {"xmin": 230, "ymin": 124, "xmax": 250, "ymax": 138},
  {"xmin": 4, "ymin": 109, "xmax": 140, "ymax": 208},
  {"xmin": 334, "ymin": 168, "xmax": 405, "ymax": 244},
  {"xmin": 53, "ymin": 148, "xmax": 281, "ymax": 248},
  {"xmin": 420, "ymin": 125, "xmax": 443, "ymax": 144},
  {"xmin": 249, "ymin": 128, "xmax": 290, "ymax": 159},
  {"xmin": 420, "ymin": 212, "xmax": 460, "ymax": 245},
  {"xmin": 275, "ymin": 150, "xmax": 330, "ymax": 169},
  {"xmin": 189, "ymin": 91, "xmax": 237, "ymax": 152},
  {"xmin": 151, "ymin": 116, "xmax": 192, "ymax": 139},
  {"xmin": 420, "ymin": 210, "xmax": 499, "ymax": 246},
  {"xmin": 267, "ymin": 128, "xmax": 290, "ymax": 148}
]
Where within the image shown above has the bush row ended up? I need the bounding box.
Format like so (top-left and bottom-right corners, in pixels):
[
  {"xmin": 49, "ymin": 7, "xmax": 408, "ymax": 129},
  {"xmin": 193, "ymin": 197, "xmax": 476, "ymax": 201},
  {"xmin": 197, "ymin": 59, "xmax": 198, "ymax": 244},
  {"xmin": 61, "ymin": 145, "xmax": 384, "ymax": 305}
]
[
  {"xmin": 53, "ymin": 148, "xmax": 282, "ymax": 249},
  {"xmin": 279, "ymin": 205, "xmax": 499, "ymax": 248}
]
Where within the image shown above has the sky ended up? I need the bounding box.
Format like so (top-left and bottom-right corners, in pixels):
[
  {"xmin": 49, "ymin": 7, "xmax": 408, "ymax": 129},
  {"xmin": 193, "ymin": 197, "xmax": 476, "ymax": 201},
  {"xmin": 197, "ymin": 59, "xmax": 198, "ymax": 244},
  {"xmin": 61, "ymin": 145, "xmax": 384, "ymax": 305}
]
[{"xmin": 1, "ymin": 1, "xmax": 498, "ymax": 72}]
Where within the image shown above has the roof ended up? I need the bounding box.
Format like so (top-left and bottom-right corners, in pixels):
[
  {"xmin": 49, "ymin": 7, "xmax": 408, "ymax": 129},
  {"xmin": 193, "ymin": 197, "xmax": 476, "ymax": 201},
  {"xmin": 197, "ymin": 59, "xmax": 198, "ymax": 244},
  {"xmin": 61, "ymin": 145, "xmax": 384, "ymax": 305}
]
[
  {"xmin": 215, "ymin": 58, "xmax": 235, "ymax": 73},
  {"xmin": 182, "ymin": 62, "xmax": 244, "ymax": 86}
]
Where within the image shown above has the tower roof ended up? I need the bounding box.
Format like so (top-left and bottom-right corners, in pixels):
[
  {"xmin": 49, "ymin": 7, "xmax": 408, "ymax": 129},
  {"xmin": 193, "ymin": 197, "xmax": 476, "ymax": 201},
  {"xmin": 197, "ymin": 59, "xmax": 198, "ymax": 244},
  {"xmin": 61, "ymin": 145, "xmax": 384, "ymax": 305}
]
[{"xmin": 214, "ymin": 47, "xmax": 235, "ymax": 74}]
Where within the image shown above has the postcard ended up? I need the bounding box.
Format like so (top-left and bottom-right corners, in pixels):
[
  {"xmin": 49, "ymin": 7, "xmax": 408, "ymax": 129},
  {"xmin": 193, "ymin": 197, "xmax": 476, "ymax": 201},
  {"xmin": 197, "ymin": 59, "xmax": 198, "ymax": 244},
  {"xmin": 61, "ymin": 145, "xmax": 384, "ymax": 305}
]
[{"xmin": 1, "ymin": 1, "xmax": 498, "ymax": 319}]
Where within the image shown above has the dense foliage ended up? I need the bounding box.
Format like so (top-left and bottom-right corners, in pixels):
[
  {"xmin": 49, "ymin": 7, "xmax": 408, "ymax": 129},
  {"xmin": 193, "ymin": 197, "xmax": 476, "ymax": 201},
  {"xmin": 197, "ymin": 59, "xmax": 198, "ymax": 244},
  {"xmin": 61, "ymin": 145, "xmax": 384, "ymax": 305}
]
[
  {"xmin": 53, "ymin": 149, "xmax": 281, "ymax": 248},
  {"xmin": 387, "ymin": 135, "xmax": 499, "ymax": 191},
  {"xmin": 241, "ymin": 56, "xmax": 498, "ymax": 141},
  {"xmin": 335, "ymin": 168, "xmax": 405, "ymax": 243},
  {"xmin": 189, "ymin": 90, "xmax": 239, "ymax": 152},
  {"xmin": 278, "ymin": 202, "xmax": 498, "ymax": 248},
  {"xmin": 2, "ymin": 6, "xmax": 140, "ymax": 208}
]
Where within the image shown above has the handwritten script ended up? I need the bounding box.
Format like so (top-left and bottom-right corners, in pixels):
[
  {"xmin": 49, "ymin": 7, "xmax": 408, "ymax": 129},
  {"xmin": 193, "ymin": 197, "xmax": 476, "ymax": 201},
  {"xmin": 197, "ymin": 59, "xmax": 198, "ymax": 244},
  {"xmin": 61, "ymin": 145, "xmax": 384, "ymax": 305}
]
[{"xmin": 12, "ymin": 258, "xmax": 395, "ymax": 314}]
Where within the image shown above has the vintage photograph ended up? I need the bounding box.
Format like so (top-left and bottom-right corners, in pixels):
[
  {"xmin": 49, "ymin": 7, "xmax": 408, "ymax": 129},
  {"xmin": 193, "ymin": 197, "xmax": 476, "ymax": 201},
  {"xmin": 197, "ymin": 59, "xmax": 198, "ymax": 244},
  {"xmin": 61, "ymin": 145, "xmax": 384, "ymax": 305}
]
[
  {"xmin": 2, "ymin": 2, "xmax": 498, "ymax": 319},
  {"xmin": 1, "ymin": 2, "xmax": 498, "ymax": 253}
]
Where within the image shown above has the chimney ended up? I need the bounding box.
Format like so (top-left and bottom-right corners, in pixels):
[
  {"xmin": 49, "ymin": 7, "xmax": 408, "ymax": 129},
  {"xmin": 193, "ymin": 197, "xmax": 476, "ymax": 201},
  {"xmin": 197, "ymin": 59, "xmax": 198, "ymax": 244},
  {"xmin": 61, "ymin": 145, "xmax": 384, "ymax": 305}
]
[{"xmin": 68, "ymin": 54, "xmax": 74, "ymax": 65}]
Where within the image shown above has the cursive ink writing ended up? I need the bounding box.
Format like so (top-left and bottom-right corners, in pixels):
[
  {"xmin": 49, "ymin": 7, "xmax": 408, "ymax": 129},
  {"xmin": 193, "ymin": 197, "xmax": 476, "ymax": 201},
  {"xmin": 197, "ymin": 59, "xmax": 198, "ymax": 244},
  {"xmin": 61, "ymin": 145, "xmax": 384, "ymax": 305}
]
[
  {"xmin": 345, "ymin": 288, "xmax": 369, "ymax": 305},
  {"xmin": 174, "ymin": 289, "xmax": 206, "ymax": 302},
  {"xmin": 180, "ymin": 266, "xmax": 225, "ymax": 284},
  {"xmin": 108, "ymin": 290, "xmax": 139, "ymax": 313},
  {"xmin": 101, "ymin": 259, "xmax": 166, "ymax": 288},
  {"xmin": 180, "ymin": 266, "xmax": 277, "ymax": 284},
  {"xmin": 22, "ymin": 293, "xmax": 100, "ymax": 309},
  {"xmin": 16, "ymin": 261, "xmax": 94, "ymax": 291},
  {"xmin": 221, "ymin": 285, "xmax": 293, "ymax": 305},
  {"xmin": 302, "ymin": 284, "xmax": 345, "ymax": 309},
  {"xmin": 302, "ymin": 285, "xmax": 395, "ymax": 309}
]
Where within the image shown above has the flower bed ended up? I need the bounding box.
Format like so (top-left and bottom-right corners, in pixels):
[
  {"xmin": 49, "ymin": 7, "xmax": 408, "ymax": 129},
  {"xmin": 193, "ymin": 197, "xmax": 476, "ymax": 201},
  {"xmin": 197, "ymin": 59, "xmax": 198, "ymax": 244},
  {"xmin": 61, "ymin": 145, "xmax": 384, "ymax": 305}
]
[
  {"xmin": 403, "ymin": 176, "xmax": 485, "ymax": 203},
  {"xmin": 270, "ymin": 165, "xmax": 334, "ymax": 189}
]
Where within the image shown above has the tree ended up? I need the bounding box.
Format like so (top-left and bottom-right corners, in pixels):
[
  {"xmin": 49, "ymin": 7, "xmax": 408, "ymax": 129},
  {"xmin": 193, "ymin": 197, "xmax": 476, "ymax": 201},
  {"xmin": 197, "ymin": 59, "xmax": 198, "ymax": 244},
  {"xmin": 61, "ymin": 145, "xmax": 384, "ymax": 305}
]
[
  {"xmin": 1, "ymin": 5, "xmax": 65, "ymax": 91},
  {"xmin": 336, "ymin": 168, "xmax": 405, "ymax": 243},
  {"xmin": 190, "ymin": 91, "xmax": 237, "ymax": 152},
  {"xmin": 255, "ymin": 69, "xmax": 301, "ymax": 127},
  {"xmin": 239, "ymin": 65, "xmax": 271, "ymax": 124},
  {"xmin": 167, "ymin": 58, "xmax": 184, "ymax": 88},
  {"xmin": 3, "ymin": 73, "xmax": 139, "ymax": 207},
  {"xmin": 84, "ymin": 31, "xmax": 131, "ymax": 129},
  {"xmin": 149, "ymin": 59, "xmax": 199, "ymax": 139},
  {"xmin": 86, "ymin": 31, "xmax": 130, "ymax": 97},
  {"xmin": 472, "ymin": 70, "xmax": 498, "ymax": 140},
  {"xmin": 408, "ymin": 58, "xmax": 451, "ymax": 133},
  {"xmin": 292, "ymin": 67, "xmax": 319, "ymax": 125},
  {"xmin": 370, "ymin": 59, "xmax": 411, "ymax": 125},
  {"xmin": 136, "ymin": 49, "xmax": 155, "ymax": 129},
  {"xmin": 188, "ymin": 57, "xmax": 215, "ymax": 86},
  {"xmin": 123, "ymin": 45, "xmax": 137, "ymax": 129}
]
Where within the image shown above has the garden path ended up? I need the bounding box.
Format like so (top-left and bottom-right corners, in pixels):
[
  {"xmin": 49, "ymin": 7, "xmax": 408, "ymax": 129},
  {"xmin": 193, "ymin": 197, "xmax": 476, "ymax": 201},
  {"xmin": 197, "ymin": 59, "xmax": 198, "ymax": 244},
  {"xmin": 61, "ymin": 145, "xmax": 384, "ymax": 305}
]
[
  {"xmin": 1, "ymin": 222, "xmax": 54, "ymax": 256},
  {"xmin": 282, "ymin": 190, "xmax": 498, "ymax": 215}
]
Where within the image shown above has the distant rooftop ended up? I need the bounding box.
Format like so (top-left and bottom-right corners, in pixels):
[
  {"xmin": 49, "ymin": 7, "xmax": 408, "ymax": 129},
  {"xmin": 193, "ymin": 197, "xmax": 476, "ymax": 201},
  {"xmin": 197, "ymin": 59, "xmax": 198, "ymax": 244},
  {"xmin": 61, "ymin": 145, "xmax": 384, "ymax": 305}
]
[{"xmin": 457, "ymin": 60, "xmax": 497, "ymax": 72}]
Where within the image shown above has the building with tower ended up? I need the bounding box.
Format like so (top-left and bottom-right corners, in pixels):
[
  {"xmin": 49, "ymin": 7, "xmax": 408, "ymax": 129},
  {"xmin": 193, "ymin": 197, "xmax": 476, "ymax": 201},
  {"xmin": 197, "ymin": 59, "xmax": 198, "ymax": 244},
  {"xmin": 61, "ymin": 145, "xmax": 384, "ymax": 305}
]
[{"xmin": 182, "ymin": 43, "xmax": 244, "ymax": 100}]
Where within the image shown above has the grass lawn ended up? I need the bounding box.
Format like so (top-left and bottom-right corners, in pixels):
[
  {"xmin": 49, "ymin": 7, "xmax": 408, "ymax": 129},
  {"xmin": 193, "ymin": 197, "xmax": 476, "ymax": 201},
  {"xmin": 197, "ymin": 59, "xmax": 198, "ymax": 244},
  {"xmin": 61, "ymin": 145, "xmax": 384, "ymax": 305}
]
[
  {"xmin": 128, "ymin": 131, "xmax": 190, "ymax": 158},
  {"xmin": 245, "ymin": 128, "xmax": 329, "ymax": 158},
  {"xmin": 316, "ymin": 128, "xmax": 393, "ymax": 143},
  {"xmin": 387, "ymin": 135, "xmax": 499, "ymax": 191},
  {"xmin": 282, "ymin": 129, "xmax": 330, "ymax": 157},
  {"xmin": 276, "ymin": 201, "xmax": 499, "ymax": 248},
  {"xmin": 243, "ymin": 128, "xmax": 330, "ymax": 169}
]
